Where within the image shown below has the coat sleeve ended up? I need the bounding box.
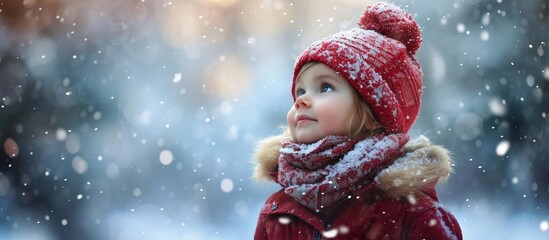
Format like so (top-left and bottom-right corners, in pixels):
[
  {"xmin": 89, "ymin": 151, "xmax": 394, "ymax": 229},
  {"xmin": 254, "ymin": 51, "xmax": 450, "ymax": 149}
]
[
  {"xmin": 254, "ymin": 214, "xmax": 268, "ymax": 240},
  {"xmin": 408, "ymin": 205, "xmax": 462, "ymax": 240}
]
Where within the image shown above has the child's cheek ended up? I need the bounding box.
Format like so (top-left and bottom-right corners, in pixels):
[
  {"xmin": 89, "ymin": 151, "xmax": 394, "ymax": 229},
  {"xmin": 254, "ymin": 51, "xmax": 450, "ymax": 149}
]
[
  {"xmin": 287, "ymin": 106, "xmax": 297, "ymax": 126},
  {"xmin": 287, "ymin": 106, "xmax": 298, "ymax": 134},
  {"xmin": 316, "ymin": 101, "xmax": 339, "ymax": 125},
  {"xmin": 287, "ymin": 106, "xmax": 298, "ymax": 140}
]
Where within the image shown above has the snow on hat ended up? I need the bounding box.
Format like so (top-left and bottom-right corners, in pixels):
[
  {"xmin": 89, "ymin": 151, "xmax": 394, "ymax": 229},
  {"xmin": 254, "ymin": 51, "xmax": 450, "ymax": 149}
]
[{"xmin": 292, "ymin": 2, "xmax": 423, "ymax": 133}]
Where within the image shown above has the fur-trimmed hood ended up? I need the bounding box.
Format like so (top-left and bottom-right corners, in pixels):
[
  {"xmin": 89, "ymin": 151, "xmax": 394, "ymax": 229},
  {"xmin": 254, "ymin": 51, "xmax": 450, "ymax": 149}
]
[{"xmin": 252, "ymin": 129, "xmax": 454, "ymax": 198}]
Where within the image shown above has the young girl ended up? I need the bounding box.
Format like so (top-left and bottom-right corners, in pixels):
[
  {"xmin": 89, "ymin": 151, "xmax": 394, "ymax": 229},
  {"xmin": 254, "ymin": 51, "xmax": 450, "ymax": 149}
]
[{"xmin": 253, "ymin": 2, "xmax": 462, "ymax": 240}]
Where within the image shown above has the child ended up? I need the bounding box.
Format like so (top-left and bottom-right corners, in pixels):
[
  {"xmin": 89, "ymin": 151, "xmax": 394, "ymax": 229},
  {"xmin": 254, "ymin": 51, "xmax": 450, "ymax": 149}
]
[{"xmin": 253, "ymin": 2, "xmax": 462, "ymax": 240}]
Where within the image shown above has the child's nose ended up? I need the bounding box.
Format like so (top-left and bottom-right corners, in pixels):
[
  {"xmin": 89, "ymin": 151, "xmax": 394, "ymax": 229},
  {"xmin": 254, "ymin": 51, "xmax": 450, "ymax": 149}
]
[{"xmin": 294, "ymin": 95, "xmax": 311, "ymax": 109}]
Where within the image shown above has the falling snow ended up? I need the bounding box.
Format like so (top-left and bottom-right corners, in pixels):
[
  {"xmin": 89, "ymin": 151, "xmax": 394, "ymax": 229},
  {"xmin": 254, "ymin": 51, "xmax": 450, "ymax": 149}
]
[{"xmin": 159, "ymin": 150, "xmax": 174, "ymax": 166}]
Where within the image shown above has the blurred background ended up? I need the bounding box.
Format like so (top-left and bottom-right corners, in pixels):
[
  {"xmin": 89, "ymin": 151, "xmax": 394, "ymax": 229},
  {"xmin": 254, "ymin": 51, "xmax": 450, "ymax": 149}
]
[{"xmin": 0, "ymin": 0, "xmax": 547, "ymax": 239}]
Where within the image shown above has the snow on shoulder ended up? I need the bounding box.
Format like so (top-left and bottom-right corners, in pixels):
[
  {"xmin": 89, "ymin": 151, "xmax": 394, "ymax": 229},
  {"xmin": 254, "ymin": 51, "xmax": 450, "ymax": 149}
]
[{"xmin": 376, "ymin": 135, "xmax": 454, "ymax": 198}]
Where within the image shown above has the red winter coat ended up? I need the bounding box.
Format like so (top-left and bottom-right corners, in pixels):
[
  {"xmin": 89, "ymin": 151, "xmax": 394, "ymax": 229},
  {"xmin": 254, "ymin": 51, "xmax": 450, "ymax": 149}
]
[{"xmin": 253, "ymin": 132, "xmax": 462, "ymax": 240}]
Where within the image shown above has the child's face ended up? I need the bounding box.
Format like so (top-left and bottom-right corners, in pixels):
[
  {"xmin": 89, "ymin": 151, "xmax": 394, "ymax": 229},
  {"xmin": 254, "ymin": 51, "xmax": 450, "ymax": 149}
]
[{"xmin": 287, "ymin": 63, "xmax": 356, "ymax": 143}]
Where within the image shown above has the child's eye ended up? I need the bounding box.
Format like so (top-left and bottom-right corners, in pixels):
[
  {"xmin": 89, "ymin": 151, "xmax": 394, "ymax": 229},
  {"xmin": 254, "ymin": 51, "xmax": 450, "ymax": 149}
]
[
  {"xmin": 295, "ymin": 88, "xmax": 305, "ymax": 97},
  {"xmin": 321, "ymin": 84, "xmax": 334, "ymax": 93}
]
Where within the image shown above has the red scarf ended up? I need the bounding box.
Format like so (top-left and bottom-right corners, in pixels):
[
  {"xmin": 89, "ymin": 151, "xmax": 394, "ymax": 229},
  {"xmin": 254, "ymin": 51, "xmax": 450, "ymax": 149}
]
[{"xmin": 277, "ymin": 133, "xmax": 409, "ymax": 210}]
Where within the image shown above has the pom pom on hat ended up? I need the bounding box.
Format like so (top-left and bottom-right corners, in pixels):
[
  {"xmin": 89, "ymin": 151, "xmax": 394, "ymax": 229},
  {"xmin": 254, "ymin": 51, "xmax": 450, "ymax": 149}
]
[
  {"xmin": 292, "ymin": 2, "xmax": 423, "ymax": 133},
  {"xmin": 358, "ymin": 2, "xmax": 422, "ymax": 55}
]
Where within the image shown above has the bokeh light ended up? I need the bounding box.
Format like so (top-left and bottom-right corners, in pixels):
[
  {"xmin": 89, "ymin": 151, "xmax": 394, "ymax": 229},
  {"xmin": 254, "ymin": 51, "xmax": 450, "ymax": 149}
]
[{"xmin": 204, "ymin": 55, "xmax": 251, "ymax": 100}]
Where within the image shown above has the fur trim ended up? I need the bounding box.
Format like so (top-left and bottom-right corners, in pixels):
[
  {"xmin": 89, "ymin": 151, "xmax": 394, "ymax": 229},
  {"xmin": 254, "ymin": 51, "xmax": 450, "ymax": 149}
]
[
  {"xmin": 375, "ymin": 135, "xmax": 453, "ymax": 198},
  {"xmin": 252, "ymin": 128, "xmax": 292, "ymax": 181},
  {"xmin": 252, "ymin": 132, "xmax": 454, "ymax": 198}
]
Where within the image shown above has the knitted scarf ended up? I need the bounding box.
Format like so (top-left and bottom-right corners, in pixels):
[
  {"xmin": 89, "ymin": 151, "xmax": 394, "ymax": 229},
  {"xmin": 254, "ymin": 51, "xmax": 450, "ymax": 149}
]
[{"xmin": 277, "ymin": 133, "xmax": 409, "ymax": 210}]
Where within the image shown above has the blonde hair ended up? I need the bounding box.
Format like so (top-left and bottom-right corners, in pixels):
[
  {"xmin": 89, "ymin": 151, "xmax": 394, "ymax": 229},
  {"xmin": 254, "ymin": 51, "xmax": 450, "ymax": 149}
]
[
  {"xmin": 295, "ymin": 62, "xmax": 383, "ymax": 139},
  {"xmin": 295, "ymin": 62, "xmax": 317, "ymax": 82},
  {"xmin": 346, "ymin": 89, "xmax": 383, "ymax": 139}
]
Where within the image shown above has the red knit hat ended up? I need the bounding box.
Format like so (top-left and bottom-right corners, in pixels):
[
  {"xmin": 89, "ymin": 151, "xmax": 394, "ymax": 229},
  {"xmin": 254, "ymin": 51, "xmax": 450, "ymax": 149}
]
[{"xmin": 292, "ymin": 2, "xmax": 423, "ymax": 133}]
